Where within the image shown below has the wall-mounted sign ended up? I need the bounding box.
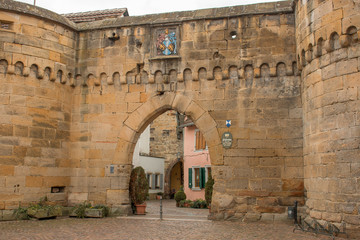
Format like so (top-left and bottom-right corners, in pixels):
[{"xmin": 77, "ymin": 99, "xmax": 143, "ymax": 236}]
[
  {"xmin": 222, "ymin": 132, "xmax": 233, "ymax": 149},
  {"xmin": 226, "ymin": 120, "xmax": 231, "ymax": 128}
]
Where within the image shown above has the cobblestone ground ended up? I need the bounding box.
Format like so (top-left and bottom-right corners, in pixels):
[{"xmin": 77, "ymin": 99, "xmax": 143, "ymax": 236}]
[{"xmin": 0, "ymin": 200, "xmax": 351, "ymax": 240}]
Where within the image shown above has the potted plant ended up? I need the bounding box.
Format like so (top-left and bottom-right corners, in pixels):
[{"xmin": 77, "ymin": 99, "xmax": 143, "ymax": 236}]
[
  {"xmin": 156, "ymin": 192, "xmax": 163, "ymax": 200},
  {"xmin": 70, "ymin": 202, "xmax": 110, "ymax": 218},
  {"xmin": 179, "ymin": 200, "xmax": 186, "ymax": 207},
  {"xmin": 184, "ymin": 199, "xmax": 192, "ymax": 208},
  {"xmin": 129, "ymin": 166, "xmax": 149, "ymax": 215},
  {"xmin": 205, "ymin": 174, "xmax": 214, "ymax": 212},
  {"xmin": 174, "ymin": 186, "xmax": 186, "ymax": 207},
  {"xmin": 15, "ymin": 197, "xmax": 63, "ymax": 220}
]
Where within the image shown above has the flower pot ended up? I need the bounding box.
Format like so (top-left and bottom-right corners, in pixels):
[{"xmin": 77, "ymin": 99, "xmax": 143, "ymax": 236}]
[
  {"xmin": 156, "ymin": 195, "xmax": 162, "ymax": 200},
  {"xmin": 27, "ymin": 206, "xmax": 62, "ymax": 219},
  {"xmin": 135, "ymin": 203, "xmax": 146, "ymax": 215}
]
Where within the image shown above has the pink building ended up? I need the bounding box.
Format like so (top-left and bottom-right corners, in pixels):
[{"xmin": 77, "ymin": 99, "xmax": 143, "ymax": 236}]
[{"xmin": 183, "ymin": 125, "xmax": 211, "ymax": 201}]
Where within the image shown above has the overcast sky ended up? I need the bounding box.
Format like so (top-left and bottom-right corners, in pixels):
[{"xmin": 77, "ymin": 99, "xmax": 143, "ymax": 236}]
[{"xmin": 14, "ymin": 0, "xmax": 283, "ymax": 16}]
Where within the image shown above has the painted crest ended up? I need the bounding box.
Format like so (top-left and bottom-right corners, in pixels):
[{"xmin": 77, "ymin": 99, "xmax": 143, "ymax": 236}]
[
  {"xmin": 226, "ymin": 120, "xmax": 231, "ymax": 128},
  {"xmin": 156, "ymin": 28, "xmax": 177, "ymax": 56}
]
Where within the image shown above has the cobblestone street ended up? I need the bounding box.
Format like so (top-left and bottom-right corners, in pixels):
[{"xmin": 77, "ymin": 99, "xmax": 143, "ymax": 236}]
[{"xmin": 0, "ymin": 200, "xmax": 351, "ymax": 240}]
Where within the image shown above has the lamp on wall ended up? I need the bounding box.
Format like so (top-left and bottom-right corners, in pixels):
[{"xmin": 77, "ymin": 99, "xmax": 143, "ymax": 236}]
[{"xmin": 176, "ymin": 152, "xmax": 181, "ymax": 160}]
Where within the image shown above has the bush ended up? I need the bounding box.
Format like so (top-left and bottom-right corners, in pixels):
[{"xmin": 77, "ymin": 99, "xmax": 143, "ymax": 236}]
[
  {"xmin": 71, "ymin": 202, "xmax": 110, "ymax": 218},
  {"xmin": 14, "ymin": 196, "xmax": 63, "ymax": 220},
  {"xmin": 129, "ymin": 166, "xmax": 149, "ymax": 205},
  {"xmin": 205, "ymin": 175, "xmax": 214, "ymax": 206},
  {"xmin": 174, "ymin": 186, "xmax": 186, "ymax": 204},
  {"xmin": 179, "ymin": 200, "xmax": 186, "ymax": 207},
  {"xmin": 93, "ymin": 204, "xmax": 110, "ymax": 217},
  {"xmin": 72, "ymin": 201, "xmax": 92, "ymax": 218},
  {"xmin": 14, "ymin": 207, "xmax": 30, "ymax": 220},
  {"xmin": 191, "ymin": 199, "xmax": 207, "ymax": 209}
]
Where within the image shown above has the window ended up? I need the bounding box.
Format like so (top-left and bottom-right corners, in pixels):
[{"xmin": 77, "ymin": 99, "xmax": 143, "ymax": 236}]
[
  {"xmin": 149, "ymin": 173, "xmax": 163, "ymax": 190},
  {"xmin": 194, "ymin": 168, "xmax": 200, "ymax": 188},
  {"xmin": 155, "ymin": 174, "xmax": 160, "ymax": 189},
  {"xmin": 188, "ymin": 167, "xmax": 206, "ymax": 190},
  {"xmin": 0, "ymin": 21, "xmax": 12, "ymax": 30},
  {"xmin": 195, "ymin": 129, "xmax": 207, "ymax": 151}
]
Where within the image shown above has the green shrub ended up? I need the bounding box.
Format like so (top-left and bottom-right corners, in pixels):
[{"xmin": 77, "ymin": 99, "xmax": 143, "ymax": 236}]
[
  {"xmin": 72, "ymin": 202, "xmax": 91, "ymax": 218},
  {"xmin": 129, "ymin": 166, "xmax": 149, "ymax": 205},
  {"xmin": 191, "ymin": 199, "xmax": 207, "ymax": 209},
  {"xmin": 205, "ymin": 174, "xmax": 214, "ymax": 206},
  {"xmin": 93, "ymin": 204, "xmax": 110, "ymax": 217},
  {"xmin": 174, "ymin": 186, "xmax": 186, "ymax": 204},
  {"xmin": 14, "ymin": 196, "xmax": 63, "ymax": 220},
  {"xmin": 14, "ymin": 207, "xmax": 30, "ymax": 220},
  {"xmin": 71, "ymin": 202, "xmax": 110, "ymax": 218},
  {"xmin": 179, "ymin": 200, "xmax": 186, "ymax": 207}
]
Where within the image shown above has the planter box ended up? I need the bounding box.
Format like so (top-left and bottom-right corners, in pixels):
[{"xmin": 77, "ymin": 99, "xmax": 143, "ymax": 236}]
[
  {"xmin": 70, "ymin": 208, "xmax": 105, "ymax": 218},
  {"xmin": 27, "ymin": 206, "xmax": 62, "ymax": 219},
  {"xmin": 84, "ymin": 208, "xmax": 105, "ymax": 218}
]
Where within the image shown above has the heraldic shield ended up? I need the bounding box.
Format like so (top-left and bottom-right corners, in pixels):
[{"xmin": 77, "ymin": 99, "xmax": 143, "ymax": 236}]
[{"xmin": 156, "ymin": 28, "xmax": 177, "ymax": 56}]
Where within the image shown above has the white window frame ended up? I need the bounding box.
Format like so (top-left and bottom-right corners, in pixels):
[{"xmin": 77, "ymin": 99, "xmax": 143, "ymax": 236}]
[{"xmin": 155, "ymin": 173, "xmax": 160, "ymax": 189}]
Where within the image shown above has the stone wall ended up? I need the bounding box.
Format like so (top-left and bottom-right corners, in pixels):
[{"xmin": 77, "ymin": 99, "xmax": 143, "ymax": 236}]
[
  {"xmin": 295, "ymin": 0, "xmax": 360, "ymax": 229},
  {"xmin": 148, "ymin": 110, "xmax": 183, "ymax": 196},
  {"xmin": 65, "ymin": 0, "xmax": 303, "ymax": 221},
  {"xmin": 0, "ymin": 3, "xmax": 77, "ymax": 212},
  {"xmin": 1, "ymin": 0, "xmax": 357, "ymax": 228}
]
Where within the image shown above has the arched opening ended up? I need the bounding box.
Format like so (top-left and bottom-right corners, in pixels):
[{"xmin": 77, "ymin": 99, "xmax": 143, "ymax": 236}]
[
  {"xmin": 111, "ymin": 92, "xmax": 222, "ymax": 214},
  {"xmin": 169, "ymin": 160, "xmax": 183, "ymax": 199}
]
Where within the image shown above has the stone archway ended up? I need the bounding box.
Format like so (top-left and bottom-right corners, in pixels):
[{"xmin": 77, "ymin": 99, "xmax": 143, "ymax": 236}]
[
  {"xmin": 110, "ymin": 92, "xmax": 223, "ymax": 213},
  {"xmin": 165, "ymin": 157, "xmax": 183, "ymax": 198}
]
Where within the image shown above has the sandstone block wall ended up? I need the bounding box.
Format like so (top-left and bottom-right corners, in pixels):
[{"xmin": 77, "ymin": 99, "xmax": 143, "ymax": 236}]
[
  {"xmin": 148, "ymin": 110, "xmax": 183, "ymax": 196},
  {"xmin": 0, "ymin": 3, "xmax": 77, "ymax": 210},
  {"xmin": 295, "ymin": 0, "xmax": 360, "ymax": 228},
  {"xmin": 68, "ymin": 1, "xmax": 303, "ymax": 220},
  {"xmin": 1, "ymin": 0, "xmax": 358, "ymax": 228}
]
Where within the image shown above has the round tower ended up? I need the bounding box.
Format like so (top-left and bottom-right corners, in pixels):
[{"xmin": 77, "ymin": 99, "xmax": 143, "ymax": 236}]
[{"xmin": 295, "ymin": 0, "xmax": 360, "ymax": 229}]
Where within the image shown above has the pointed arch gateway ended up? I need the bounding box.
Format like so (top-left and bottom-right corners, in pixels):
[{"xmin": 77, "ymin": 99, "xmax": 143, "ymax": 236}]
[{"xmin": 109, "ymin": 92, "xmax": 224, "ymax": 213}]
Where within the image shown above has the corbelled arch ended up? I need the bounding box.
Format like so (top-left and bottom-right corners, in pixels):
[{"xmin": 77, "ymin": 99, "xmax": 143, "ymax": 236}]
[{"xmin": 110, "ymin": 92, "xmax": 223, "ymax": 212}]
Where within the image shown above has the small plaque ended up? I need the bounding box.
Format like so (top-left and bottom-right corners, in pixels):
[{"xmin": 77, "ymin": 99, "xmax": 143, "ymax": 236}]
[{"xmin": 222, "ymin": 132, "xmax": 233, "ymax": 149}]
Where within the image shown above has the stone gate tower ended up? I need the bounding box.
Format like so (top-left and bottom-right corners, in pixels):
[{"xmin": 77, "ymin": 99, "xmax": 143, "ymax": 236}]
[
  {"xmin": 295, "ymin": 0, "xmax": 360, "ymax": 228},
  {"xmin": 0, "ymin": 0, "xmax": 359, "ymax": 232}
]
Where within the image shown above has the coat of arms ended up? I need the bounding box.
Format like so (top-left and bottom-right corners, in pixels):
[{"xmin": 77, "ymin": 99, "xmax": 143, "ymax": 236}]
[{"xmin": 156, "ymin": 28, "xmax": 177, "ymax": 56}]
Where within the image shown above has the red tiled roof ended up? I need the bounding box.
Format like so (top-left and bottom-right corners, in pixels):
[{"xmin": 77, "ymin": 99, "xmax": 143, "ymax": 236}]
[{"xmin": 62, "ymin": 8, "xmax": 129, "ymax": 23}]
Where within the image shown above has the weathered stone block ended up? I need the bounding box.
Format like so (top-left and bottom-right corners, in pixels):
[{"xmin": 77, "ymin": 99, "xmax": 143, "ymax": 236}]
[{"xmin": 0, "ymin": 165, "xmax": 14, "ymax": 176}]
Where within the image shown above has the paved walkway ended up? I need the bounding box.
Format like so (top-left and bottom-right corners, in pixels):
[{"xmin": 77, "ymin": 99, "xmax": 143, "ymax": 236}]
[{"xmin": 0, "ymin": 200, "xmax": 351, "ymax": 240}]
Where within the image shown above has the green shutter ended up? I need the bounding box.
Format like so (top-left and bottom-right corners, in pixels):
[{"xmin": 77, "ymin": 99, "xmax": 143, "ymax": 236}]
[
  {"xmin": 200, "ymin": 167, "xmax": 206, "ymax": 189},
  {"xmin": 188, "ymin": 168, "xmax": 192, "ymax": 189}
]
